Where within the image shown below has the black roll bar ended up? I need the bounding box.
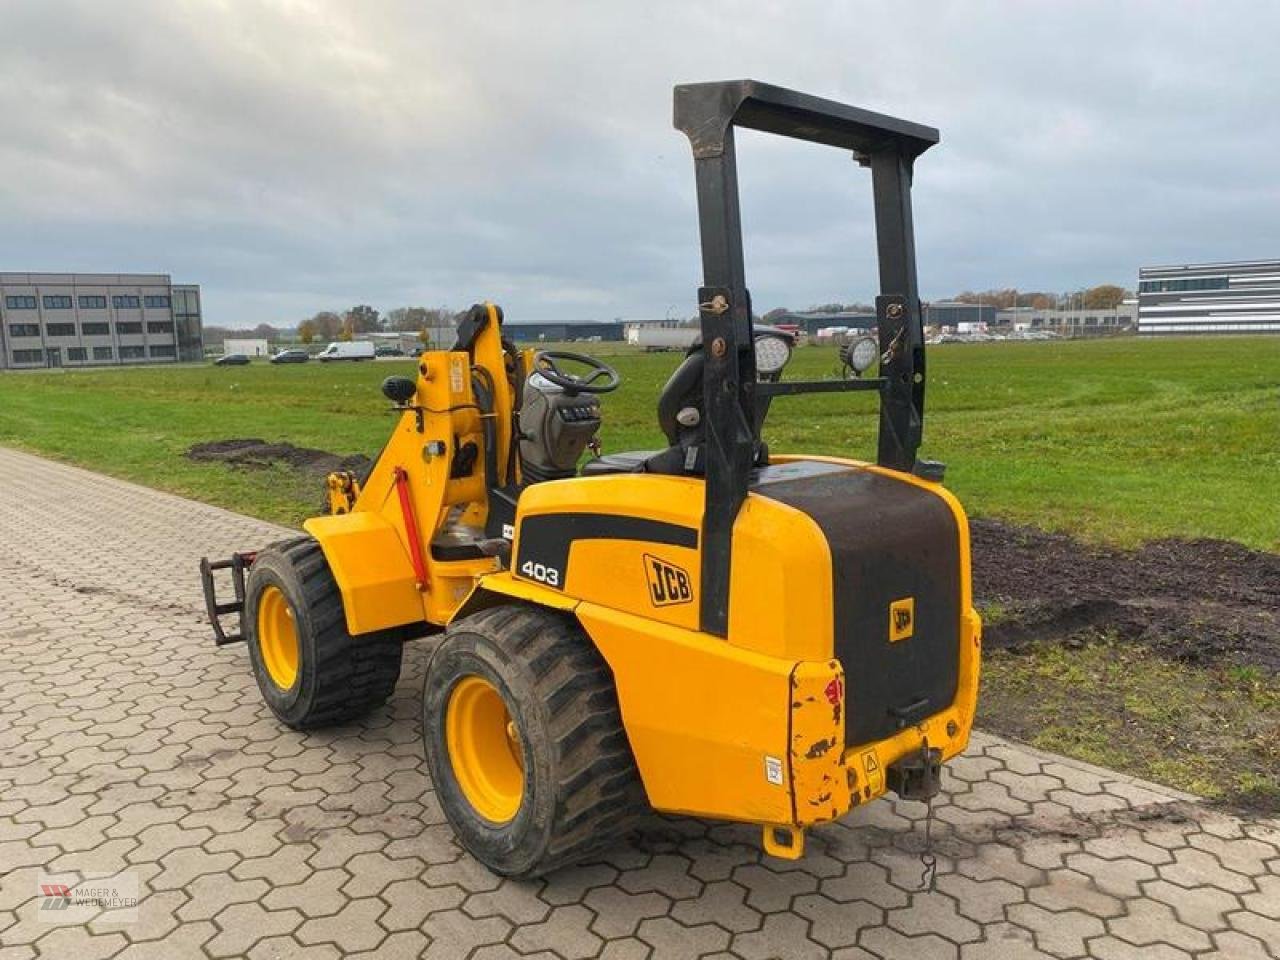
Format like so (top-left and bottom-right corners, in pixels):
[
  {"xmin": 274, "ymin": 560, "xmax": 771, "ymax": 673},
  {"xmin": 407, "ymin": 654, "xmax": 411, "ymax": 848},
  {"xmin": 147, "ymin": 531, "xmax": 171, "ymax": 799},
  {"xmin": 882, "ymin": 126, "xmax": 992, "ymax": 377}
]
[{"xmin": 673, "ymin": 79, "xmax": 938, "ymax": 636}]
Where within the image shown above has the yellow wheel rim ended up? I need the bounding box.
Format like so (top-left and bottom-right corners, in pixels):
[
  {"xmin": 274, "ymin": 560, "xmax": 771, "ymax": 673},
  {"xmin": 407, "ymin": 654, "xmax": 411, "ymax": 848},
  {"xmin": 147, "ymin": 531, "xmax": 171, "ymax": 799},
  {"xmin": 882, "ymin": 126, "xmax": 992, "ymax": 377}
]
[
  {"xmin": 258, "ymin": 584, "xmax": 300, "ymax": 690},
  {"xmin": 445, "ymin": 676, "xmax": 525, "ymax": 823}
]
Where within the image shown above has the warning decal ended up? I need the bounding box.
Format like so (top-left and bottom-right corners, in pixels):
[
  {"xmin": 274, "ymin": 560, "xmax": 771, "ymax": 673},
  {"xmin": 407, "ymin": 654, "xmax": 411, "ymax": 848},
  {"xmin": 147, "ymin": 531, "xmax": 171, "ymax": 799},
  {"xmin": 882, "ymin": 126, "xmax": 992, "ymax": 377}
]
[{"xmin": 861, "ymin": 749, "xmax": 884, "ymax": 795}]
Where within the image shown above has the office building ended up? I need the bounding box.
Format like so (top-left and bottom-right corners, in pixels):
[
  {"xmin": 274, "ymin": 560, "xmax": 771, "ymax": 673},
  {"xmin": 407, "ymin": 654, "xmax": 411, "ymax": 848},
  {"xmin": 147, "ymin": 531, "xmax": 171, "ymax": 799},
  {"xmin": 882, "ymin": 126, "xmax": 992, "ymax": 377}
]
[
  {"xmin": 0, "ymin": 273, "xmax": 203, "ymax": 369},
  {"xmin": 1138, "ymin": 260, "xmax": 1280, "ymax": 335}
]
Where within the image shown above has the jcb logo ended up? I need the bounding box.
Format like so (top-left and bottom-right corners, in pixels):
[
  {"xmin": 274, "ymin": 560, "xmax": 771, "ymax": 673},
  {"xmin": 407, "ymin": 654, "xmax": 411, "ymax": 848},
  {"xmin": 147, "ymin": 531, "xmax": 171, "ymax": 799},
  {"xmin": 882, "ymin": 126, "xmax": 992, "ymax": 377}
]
[
  {"xmin": 644, "ymin": 554, "xmax": 693, "ymax": 607},
  {"xmin": 889, "ymin": 597, "xmax": 915, "ymax": 642}
]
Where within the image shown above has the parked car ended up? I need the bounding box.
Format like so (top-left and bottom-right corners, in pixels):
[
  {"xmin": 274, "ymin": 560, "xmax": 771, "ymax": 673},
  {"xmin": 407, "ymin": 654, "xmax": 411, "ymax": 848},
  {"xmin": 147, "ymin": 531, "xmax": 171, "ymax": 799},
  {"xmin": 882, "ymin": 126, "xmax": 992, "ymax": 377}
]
[
  {"xmin": 374, "ymin": 344, "xmax": 406, "ymax": 357},
  {"xmin": 270, "ymin": 349, "xmax": 310, "ymax": 364},
  {"xmin": 316, "ymin": 341, "xmax": 375, "ymax": 362},
  {"xmin": 214, "ymin": 353, "xmax": 250, "ymax": 366}
]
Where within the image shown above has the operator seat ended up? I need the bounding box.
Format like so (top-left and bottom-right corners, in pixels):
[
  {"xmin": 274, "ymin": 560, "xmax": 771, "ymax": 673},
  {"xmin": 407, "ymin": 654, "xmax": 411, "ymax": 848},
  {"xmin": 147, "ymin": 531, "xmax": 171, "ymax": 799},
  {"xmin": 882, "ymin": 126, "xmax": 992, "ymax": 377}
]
[
  {"xmin": 579, "ymin": 350, "xmax": 705, "ymax": 477},
  {"xmin": 579, "ymin": 451, "xmax": 659, "ymax": 476}
]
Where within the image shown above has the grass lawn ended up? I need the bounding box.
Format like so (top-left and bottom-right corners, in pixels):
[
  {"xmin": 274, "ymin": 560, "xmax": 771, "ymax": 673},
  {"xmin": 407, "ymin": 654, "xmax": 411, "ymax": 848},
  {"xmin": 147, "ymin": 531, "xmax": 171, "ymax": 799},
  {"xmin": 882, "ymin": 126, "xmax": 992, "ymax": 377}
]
[
  {"xmin": 2, "ymin": 334, "xmax": 1278, "ymax": 809},
  {"xmin": 2, "ymin": 335, "xmax": 1277, "ymax": 547},
  {"xmin": 981, "ymin": 640, "xmax": 1279, "ymax": 810}
]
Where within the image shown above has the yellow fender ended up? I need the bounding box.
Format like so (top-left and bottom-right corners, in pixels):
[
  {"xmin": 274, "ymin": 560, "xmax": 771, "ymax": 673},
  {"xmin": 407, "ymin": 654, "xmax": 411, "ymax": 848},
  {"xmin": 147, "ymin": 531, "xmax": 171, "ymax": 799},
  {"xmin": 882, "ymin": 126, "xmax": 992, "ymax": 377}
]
[
  {"xmin": 303, "ymin": 512, "xmax": 424, "ymax": 635},
  {"xmin": 450, "ymin": 570, "xmax": 579, "ymax": 623}
]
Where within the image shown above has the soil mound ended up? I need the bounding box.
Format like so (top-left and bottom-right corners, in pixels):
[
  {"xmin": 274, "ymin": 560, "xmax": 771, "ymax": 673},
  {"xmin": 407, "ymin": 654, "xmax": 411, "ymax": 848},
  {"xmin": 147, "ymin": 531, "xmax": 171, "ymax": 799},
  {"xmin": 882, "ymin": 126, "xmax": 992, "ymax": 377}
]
[
  {"xmin": 973, "ymin": 519, "xmax": 1280, "ymax": 671},
  {"xmin": 186, "ymin": 438, "xmax": 371, "ymax": 478}
]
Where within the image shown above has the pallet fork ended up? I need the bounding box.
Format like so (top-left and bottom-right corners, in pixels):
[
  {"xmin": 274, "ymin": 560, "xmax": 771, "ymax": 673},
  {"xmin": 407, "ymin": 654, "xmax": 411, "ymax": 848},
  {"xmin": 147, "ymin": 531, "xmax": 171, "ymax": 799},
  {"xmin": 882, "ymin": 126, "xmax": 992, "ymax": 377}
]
[{"xmin": 198, "ymin": 552, "xmax": 256, "ymax": 645}]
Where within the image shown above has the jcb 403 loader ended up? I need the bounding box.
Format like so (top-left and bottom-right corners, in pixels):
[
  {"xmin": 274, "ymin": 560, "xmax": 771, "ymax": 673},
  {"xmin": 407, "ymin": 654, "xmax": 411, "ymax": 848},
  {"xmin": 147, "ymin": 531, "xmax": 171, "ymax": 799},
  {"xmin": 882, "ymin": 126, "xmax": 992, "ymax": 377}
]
[{"xmin": 201, "ymin": 80, "xmax": 981, "ymax": 877}]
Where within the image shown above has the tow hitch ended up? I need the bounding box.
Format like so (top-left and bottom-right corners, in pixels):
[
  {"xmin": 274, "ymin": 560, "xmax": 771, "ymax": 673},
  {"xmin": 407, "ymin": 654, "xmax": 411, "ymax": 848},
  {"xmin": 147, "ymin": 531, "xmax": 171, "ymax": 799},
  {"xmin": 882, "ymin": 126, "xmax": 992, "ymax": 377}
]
[
  {"xmin": 890, "ymin": 741, "xmax": 944, "ymax": 892},
  {"xmin": 198, "ymin": 552, "xmax": 256, "ymax": 646},
  {"xmin": 887, "ymin": 745, "xmax": 942, "ymax": 801}
]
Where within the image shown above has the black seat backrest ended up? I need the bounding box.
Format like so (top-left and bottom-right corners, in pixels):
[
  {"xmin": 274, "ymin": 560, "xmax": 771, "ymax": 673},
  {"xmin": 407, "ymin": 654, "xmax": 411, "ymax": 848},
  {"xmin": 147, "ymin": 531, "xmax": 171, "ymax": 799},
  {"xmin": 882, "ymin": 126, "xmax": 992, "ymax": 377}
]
[{"xmin": 656, "ymin": 351, "xmax": 705, "ymax": 446}]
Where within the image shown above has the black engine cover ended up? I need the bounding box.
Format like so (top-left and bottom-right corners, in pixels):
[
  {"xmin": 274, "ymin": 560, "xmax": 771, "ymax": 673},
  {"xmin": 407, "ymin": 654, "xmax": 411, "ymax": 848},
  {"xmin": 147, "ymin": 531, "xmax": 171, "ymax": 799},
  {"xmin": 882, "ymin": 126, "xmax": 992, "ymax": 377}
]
[{"xmin": 755, "ymin": 465, "xmax": 961, "ymax": 747}]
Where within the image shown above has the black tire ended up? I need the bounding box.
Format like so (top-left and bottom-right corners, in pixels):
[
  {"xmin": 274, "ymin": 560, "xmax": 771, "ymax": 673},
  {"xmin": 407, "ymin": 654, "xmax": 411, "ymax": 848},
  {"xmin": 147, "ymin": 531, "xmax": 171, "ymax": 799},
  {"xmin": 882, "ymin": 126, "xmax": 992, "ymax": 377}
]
[
  {"xmin": 244, "ymin": 537, "xmax": 405, "ymax": 729},
  {"xmin": 422, "ymin": 604, "xmax": 647, "ymax": 877}
]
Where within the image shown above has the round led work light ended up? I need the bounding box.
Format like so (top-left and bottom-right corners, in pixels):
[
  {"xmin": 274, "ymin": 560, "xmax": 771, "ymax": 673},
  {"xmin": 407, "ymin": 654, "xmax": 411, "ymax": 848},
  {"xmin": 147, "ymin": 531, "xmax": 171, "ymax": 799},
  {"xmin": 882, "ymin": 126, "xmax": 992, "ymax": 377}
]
[{"xmin": 753, "ymin": 334, "xmax": 792, "ymax": 377}]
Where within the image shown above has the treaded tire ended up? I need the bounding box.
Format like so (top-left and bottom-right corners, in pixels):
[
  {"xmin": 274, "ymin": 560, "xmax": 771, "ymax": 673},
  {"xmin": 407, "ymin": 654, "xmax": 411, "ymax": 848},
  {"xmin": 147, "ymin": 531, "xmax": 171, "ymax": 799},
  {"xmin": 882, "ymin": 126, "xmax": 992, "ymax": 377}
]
[
  {"xmin": 244, "ymin": 537, "xmax": 404, "ymax": 729},
  {"xmin": 422, "ymin": 604, "xmax": 647, "ymax": 877}
]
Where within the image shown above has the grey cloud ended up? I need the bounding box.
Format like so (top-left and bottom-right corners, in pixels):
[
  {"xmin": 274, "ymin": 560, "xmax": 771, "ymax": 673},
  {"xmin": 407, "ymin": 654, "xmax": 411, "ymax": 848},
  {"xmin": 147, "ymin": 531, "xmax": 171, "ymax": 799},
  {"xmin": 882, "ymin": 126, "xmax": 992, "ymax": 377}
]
[{"xmin": 1, "ymin": 1, "xmax": 1278, "ymax": 325}]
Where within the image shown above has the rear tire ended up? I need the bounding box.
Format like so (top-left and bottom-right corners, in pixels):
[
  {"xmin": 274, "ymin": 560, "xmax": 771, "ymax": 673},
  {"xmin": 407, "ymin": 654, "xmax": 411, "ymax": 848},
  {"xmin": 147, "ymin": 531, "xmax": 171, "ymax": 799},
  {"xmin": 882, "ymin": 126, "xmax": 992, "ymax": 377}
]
[
  {"xmin": 422, "ymin": 604, "xmax": 647, "ymax": 876},
  {"xmin": 244, "ymin": 537, "xmax": 405, "ymax": 729}
]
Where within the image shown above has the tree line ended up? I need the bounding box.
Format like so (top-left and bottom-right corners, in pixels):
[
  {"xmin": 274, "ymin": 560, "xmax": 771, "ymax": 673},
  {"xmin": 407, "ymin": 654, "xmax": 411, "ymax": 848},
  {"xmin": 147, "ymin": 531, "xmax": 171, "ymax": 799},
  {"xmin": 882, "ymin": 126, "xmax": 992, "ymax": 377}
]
[
  {"xmin": 203, "ymin": 305, "xmax": 458, "ymax": 347},
  {"xmin": 948, "ymin": 285, "xmax": 1131, "ymax": 310},
  {"xmin": 757, "ymin": 284, "xmax": 1131, "ymax": 321}
]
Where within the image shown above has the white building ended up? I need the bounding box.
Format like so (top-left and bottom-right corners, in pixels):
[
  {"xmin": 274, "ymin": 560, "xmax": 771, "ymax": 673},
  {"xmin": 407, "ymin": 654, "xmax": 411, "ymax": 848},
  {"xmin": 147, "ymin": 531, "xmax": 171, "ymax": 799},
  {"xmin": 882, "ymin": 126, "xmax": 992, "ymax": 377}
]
[
  {"xmin": 224, "ymin": 338, "xmax": 270, "ymax": 357},
  {"xmin": 1138, "ymin": 259, "xmax": 1280, "ymax": 335},
  {"xmin": 996, "ymin": 303, "xmax": 1137, "ymax": 332}
]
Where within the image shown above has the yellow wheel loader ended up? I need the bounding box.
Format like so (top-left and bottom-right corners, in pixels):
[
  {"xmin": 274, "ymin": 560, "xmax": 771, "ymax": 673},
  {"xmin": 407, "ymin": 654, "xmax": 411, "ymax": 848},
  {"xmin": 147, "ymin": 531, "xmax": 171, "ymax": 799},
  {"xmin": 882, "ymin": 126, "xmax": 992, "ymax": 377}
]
[{"xmin": 200, "ymin": 80, "xmax": 981, "ymax": 877}]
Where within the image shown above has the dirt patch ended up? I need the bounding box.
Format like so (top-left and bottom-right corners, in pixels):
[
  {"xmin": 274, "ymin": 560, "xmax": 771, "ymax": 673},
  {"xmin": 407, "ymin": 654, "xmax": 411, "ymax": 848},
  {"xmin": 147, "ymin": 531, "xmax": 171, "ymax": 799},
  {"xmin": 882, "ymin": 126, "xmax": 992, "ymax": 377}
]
[
  {"xmin": 973, "ymin": 519, "xmax": 1280, "ymax": 672},
  {"xmin": 186, "ymin": 439, "xmax": 371, "ymax": 479},
  {"xmin": 974, "ymin": 520, "xmax": 1279, "ymax": 814}
]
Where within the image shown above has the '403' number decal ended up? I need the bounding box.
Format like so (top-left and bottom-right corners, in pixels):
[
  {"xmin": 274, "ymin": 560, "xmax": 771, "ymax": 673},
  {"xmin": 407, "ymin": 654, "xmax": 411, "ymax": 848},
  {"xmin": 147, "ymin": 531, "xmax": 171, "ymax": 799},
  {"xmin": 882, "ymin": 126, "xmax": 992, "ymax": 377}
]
[{"xmin": 520, "ymin": 560, "xmax": 561, "ymax": 587}]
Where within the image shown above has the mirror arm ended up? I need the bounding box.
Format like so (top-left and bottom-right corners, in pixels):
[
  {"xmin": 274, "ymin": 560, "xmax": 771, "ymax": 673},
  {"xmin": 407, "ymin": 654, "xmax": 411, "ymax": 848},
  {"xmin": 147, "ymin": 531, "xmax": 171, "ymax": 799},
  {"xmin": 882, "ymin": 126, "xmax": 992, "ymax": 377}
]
[{"xmin": 387, "ymin": 403, "xmax": 426, "ymax": 433}]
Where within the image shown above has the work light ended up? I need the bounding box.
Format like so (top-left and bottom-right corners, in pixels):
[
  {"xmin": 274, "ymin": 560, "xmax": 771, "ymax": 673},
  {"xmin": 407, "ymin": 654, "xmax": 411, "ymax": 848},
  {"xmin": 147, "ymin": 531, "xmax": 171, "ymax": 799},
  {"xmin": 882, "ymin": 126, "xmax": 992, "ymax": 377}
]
[
  {"xmin": 754, "ymin": 333, "xmax": 792, "ymax": 377},
  {"xmin": 846, "ymin": 335, "xmax": 879, "ymax": 374}
]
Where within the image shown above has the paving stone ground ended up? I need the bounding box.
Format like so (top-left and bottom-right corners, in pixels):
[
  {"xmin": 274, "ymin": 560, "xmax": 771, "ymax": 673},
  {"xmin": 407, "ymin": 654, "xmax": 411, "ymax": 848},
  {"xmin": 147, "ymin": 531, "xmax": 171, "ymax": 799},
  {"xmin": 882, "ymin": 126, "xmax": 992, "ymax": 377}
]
[{"xmin": 0, "ymin": 446, "xmax": 1277, "ymax": 960}]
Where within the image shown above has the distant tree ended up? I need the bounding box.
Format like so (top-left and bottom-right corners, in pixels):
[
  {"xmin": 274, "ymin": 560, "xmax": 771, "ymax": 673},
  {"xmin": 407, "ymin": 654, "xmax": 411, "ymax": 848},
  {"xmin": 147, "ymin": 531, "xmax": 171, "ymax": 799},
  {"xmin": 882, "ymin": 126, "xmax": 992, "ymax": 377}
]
[
  {"xmin": 297, "ymin": 319, "xmax": 315, "ymax": 344},
  {"xmin": 344, "ymin": 304, "xmax": 381, "ymax": 334},
  {"xmin": 790, "ymin": 302, "xmax": 874, "ymax": 315},
  {"xmin": 202, "ymin": 325, "xmax": 229, "ymax": 347},
  {"xmin": 423, "ymin": 307, "xmax": 454, "ymax": 329},
  {"xmin": 251, "ymin": 323, "xmax": 279, "ymax": 341},
  {"xmin": 417, "ymin": 328, "xmax": 432, "ymax": 347},
  {"xmin": 762, "ymin": 307, "xmax": 792, "ymax": 323},
  {"xmin": 953, "ymin": 288, "xmax": 1123, "ymax": 311},
  {"xmin": 387, "ymin": 306, "xmax": 451, "ymax": 332},
  {"xmin": 308, "ymin": 311, "xmax": 342, "ymax": 341},
  {"xmin": 339, "ymin": 318, "xmax": 354, "ymax": 342},
  {"xmin": 1082, "ymin": 284, "xmax": 1128, "ymax": 309},
  {"xmin": 953, "ymin": 290, "xmax": 1023, "ymax": 309}
]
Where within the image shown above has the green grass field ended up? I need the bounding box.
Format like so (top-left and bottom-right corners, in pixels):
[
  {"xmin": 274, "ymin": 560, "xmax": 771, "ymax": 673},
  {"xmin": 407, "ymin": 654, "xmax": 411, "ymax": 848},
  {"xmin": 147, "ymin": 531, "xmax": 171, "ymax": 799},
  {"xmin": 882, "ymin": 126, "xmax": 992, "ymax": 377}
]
[{"xmin": 3, "ymin": 336, "xmax": 1277, "ymax": 548}]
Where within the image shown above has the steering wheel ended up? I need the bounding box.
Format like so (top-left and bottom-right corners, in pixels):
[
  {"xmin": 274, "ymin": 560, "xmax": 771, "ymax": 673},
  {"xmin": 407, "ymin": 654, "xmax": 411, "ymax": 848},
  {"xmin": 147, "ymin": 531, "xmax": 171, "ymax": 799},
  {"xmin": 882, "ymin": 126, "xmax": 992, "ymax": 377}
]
[{"xmin": 532, "ymin": 350, "xmax": 621, "ymax": 395}]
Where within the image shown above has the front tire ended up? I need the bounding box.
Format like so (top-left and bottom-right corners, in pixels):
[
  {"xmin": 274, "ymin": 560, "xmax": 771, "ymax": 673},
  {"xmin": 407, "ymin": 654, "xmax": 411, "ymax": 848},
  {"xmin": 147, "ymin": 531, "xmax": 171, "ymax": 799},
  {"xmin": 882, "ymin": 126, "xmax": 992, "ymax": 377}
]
[
  {"xmin": 244, "ymin": 538, "xmax": 404, "ymax": 729},
  {"xmin": 422, "ymin": 605, "xmax": 646, "ymax": 876}
]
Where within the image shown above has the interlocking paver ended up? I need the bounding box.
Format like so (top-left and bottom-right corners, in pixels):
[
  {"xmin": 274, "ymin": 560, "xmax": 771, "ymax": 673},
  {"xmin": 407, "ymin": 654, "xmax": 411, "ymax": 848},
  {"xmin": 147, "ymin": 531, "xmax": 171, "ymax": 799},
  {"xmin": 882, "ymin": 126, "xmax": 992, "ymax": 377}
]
[
  {"xmin": 1108, "ymin": 897, "xmax": 1214, "ymax": 952},
  {"xmin": 669, "ymin": 879, "xmax": 760, "ymax": 933},
  {"xmin": 732, "ymin": 911, "xmax": 829, "ymax": 959},
  {"xmin": 887, "ymin": 891, "xmax": 982, "ymax": 944},
  {"xmin": 584, "ymin": 885, "xmax": 671, "ymax": 938},
  {"xmin": 464, "ymin": 881, "xmax": 553, "ymax": 925},
  {"xmin": 2, "ymin": 444, "xmax": 1278, "ymax": 960},
  {"xmin": 1006, "ymin": 901, "xmax": 1105, "ymax": 956},
  {"xmin": 958, "ymin": 923, "xmax": 1053, "ymax": 959},
  {"xmin": 1086, "ymin": 936, "xmax": 1194, "ymax": 960},
  {"xmin": 1205, "ymin": 929, "xmax": 1277, "ymax": 960},
  {"xmin": 205, "ymin": 902, "xmax": 303, "ymax": 958},
  {"xmin": 1158, "ymin": 846, "xmax": 1256, "ymax": 893},
  {"xmin": 1062, "ymin": 850, "xmax": 1156, "ymax": 897},
  {"xmin": 510, "ymin": 903, "xmax": 604, "ymax": 958},
  {"xmin": 294, "ymin": 896, "xmax": 388, "ymax": 952},
  {"xmin": 1230, "ymin": 911, "xmax": 1280, "ymax": 956},
  {"xmin": 637, "ymin": 916, "xmax": 731, "ymax": 959}
]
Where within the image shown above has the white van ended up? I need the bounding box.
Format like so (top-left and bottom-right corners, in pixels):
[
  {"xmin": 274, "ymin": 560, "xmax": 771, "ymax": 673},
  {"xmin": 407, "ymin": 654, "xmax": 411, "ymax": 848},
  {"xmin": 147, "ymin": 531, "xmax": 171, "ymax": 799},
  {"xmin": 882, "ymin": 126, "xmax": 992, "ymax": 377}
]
[{"xmin": 316, "ymin": 341, "xmax": 375, "ymax": 362}]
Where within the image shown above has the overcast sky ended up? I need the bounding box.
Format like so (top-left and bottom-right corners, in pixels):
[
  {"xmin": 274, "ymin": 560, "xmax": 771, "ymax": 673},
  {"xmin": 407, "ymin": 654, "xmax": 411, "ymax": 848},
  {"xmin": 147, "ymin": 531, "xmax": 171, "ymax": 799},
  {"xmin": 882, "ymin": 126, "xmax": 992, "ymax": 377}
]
[{"xmin": 1, "ymin": 1, "xmax": 1277, "ymax": 326}]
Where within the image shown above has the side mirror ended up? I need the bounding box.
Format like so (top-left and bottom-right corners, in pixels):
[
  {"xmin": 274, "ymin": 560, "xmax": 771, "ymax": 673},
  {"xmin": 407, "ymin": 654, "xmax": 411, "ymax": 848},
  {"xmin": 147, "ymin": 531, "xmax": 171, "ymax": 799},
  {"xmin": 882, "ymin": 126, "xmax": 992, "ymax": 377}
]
[{"xmin": 381, "ymin": 376, "xmax": 417, "ymax": 406}]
